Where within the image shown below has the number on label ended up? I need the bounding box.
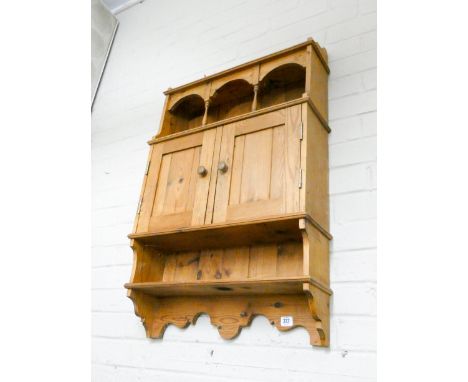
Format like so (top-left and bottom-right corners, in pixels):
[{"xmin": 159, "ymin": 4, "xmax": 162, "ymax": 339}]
[{"xmin": 280, "ymin": 316, "xmax": 293, "ymax": 327}]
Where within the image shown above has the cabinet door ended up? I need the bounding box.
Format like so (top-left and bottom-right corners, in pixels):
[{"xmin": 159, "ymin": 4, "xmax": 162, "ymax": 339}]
[
  {"xmin": 136, "ymin": 128, "xmax": 220, "ymax": 233},
  {"xmin": 212, "ymin": 105, "xmax": 302, "ymax": 223}
]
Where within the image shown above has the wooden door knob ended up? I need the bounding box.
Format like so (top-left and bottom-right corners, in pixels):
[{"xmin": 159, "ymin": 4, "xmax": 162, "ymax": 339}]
[
  {"xmin": 218, "ymin": 161, "xmax": 228, "ymax": 173},
  {"xmin": 197, "ymin": 166, "xmax": 208, "ymax": 177}
]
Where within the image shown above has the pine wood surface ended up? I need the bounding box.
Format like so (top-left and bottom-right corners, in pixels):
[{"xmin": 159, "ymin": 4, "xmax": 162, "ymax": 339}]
[
  {"xmin": 127, "ymin": 39, "xmax": 331, "ymax": 346},
  {"xmin": 125, "ymin": 277, "xmax": 326, "ymax": 297},
  {"xmin": 129, "ymin": 288, "xmax": 329, "ymax": 346},
  {"xmin": 150, "ymin": 96, "xmax": 330, "ymax": 146},
  {"xmin": 129, "ymin": 213, "xmax": 330, "ymax": 251},
  {"xmin": 162, "ymin": 39, "xmax": 328, "ymax": 96}
]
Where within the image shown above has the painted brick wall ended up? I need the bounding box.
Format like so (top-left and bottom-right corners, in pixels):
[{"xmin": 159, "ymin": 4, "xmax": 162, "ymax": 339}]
[{"xmin": 91, "ymin": 0, "xmax": 377, "ymax": 380}]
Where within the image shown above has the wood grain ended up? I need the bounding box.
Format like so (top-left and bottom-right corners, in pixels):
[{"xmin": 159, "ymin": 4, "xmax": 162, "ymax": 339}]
[
  {"xmin": 129, "ymin": 214, "xmax": 309, "ymax": 251},
  {"xmin": 127, "ymin": 288, "xmax": 329, "ymax": 346},
  {"xmin": 125, "ymin": 276, "xmax": 317, "ymax": 296},
  {"xmin": 128, "ymin": 39, "xmax": 331, "ymax": 347},
  {"xmin": 301, "ymin": 102, "xmax": 330, "ymax": 231},
  {"xmin": 211, "ymin": 106, "xmax": 300, "ymax": 224}
]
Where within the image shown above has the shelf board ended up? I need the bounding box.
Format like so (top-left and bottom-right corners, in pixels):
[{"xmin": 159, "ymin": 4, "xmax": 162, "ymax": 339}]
[
  {"xmin": 128, "ymin": 214, "xmax": 314, "ymax": 251},
  {"xmin": 125, "ymin": 276, "xmax": 319, "ymax": 297}
]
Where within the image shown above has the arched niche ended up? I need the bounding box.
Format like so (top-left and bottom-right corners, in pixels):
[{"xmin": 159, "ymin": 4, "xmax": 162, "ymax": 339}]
[
  {"xmin": 167, "ymin": 94, "xmax": 205, "ymax": 134},
  {"xmin": 258, "ymin": 63, "xmax": 305, "ymax": 109},
  {"xmin": 208, "ymin": 79, "xmax": 254, "ymax": 123}
]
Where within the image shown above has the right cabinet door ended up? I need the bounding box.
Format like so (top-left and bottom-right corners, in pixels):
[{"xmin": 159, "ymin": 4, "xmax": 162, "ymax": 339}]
[{"xmin": 212, "ymin": 105, "xmax": 302, "ymax": 224}]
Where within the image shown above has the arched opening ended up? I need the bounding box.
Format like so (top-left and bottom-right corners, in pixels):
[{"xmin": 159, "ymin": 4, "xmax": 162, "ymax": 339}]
[
  {"xmin": 168, "ymin": 94, "xmax": 205, "ymax": 133},
  {"xmin": 208, "ymin": 79, "xmax": 254, "ymax": 123},
  {"xmin": 258, "ymin": 64, "xmax": 305, "ymax": 109}
]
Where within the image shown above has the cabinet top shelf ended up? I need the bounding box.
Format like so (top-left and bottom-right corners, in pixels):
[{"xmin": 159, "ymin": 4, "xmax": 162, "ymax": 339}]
[
  {"xmin": 163, "ymin": 39, "xmax": 329, "ymax": 96},
  {"xmin": 156, "ymin": 38, "xmax": 329, "ymax": 139}
]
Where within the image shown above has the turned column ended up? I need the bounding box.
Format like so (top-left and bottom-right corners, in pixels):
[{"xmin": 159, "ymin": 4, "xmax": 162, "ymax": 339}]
[
  {"xmin": 251, "ymin": 84, "xmax": 259, "ymax": 111},
  {"xmin": 202, "ymin": 99, "xmax": 210, "ymax": 125}
]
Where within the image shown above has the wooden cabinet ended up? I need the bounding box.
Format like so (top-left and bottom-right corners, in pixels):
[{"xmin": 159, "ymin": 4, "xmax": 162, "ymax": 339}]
[{"xmin": 127, "ymin": 39, "xmax": 332, "ymax": 346}]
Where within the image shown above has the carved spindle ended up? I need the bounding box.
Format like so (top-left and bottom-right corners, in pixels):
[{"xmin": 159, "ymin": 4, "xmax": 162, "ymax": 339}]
[
  {"xmin": 251, "ymin": 84, "xmax": 259, "ymax": 111},
  {"xmin": 202, "ymin": 99, "xmax": 210, "ymax": 125}
]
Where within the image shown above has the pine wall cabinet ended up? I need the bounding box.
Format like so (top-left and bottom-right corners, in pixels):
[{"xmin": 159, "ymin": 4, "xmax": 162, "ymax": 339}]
[{"xmin": 125, "ymin": 39, "xmax": 332, "ymax": 346}]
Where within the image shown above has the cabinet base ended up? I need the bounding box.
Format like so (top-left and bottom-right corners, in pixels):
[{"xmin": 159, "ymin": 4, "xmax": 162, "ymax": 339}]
[{"xmin": 128, "ymin": 284, "xmax": 329, "ymax": 346}]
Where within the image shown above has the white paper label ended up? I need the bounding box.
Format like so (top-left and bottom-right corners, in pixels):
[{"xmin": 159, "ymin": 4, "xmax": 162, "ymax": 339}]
[{"xmin": 280, "ymin": 316, "xmax": 293, "ymax": 327}]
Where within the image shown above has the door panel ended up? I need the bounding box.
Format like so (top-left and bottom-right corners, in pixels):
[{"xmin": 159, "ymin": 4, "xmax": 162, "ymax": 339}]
[
  {"xmin": 153, "ymin": 147, "xmax": 199, "ymax": 217},
  {"xmin": 136, "ymin": 128, "xmax": 218, "ymax": 233},
  {"xmin": 236, "ymin": 128, "xmax": 273, "ymax": 203},
  {"xmin": 212, "ymin": 105, "xmax": 302, "ymax": 223}
]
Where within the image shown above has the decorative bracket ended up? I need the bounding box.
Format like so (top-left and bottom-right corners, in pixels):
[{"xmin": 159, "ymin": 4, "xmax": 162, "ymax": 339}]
[{"xmin": 128, "ymin": 287, "xmax": 330, "ymax": 346}]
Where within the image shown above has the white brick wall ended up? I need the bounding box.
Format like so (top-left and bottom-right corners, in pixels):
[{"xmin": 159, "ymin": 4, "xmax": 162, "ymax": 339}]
[{"xmin": 92, "ymin": 0, "xmax": 377, "ymax": 380}]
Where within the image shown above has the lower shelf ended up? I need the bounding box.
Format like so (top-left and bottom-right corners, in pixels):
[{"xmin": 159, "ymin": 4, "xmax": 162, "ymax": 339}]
[
  {"xmin": 125, "ymin": 276, "xmax": 329, "ymax": 297},
  {"xmin": 126, "ymin": 216, "xmax": 331, "ymax": 346}
]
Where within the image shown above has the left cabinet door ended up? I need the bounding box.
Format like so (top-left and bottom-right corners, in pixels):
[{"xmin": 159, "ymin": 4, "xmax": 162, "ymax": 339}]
[{"xmin": 135, "ymin": 128, "xmax": 220, "ymax": 233}]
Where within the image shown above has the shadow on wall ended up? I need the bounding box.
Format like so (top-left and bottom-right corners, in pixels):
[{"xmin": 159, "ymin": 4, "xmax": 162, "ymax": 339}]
[{"xmin": 162, "ymin": 314, "xmax": 312, "ymax": 346}]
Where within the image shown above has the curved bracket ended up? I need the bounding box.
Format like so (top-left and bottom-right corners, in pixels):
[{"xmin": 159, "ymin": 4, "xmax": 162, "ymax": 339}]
[{"xmin": 127, "ymin": 291, "xmax": 329, "ymax": 346}]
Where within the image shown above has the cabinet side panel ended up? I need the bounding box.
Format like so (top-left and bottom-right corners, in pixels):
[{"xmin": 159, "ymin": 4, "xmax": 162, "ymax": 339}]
[
  {"xmin": 308, "ymin": 47, "xmax": 329, "ymax": 122},
  {"xmin": 132, "ymin": 145, "xmax": 154, "ymax": 234},
  {"xmin": 155, "ymin": 95, "xmax": 170, "ymax": 138},
  {"xmin": 306, "ymin": 224, "xmax": 329, "ymax": 286},
  {"xmin": 129, "ymin": 242, "xmax": 166, "ymax": 283},
  {"xmin": 303, "ymin": 103, "xmax": 329, "ymax": 232}
]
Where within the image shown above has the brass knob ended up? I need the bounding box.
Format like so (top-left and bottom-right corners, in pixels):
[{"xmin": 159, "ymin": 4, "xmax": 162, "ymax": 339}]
[
  {"xmin": 197, "ymin": 166, "xmax": 207, "ymax": 177},
  {"xmin": 218, "ymin": 161, "xmax": 228, "ymax": 173}
]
